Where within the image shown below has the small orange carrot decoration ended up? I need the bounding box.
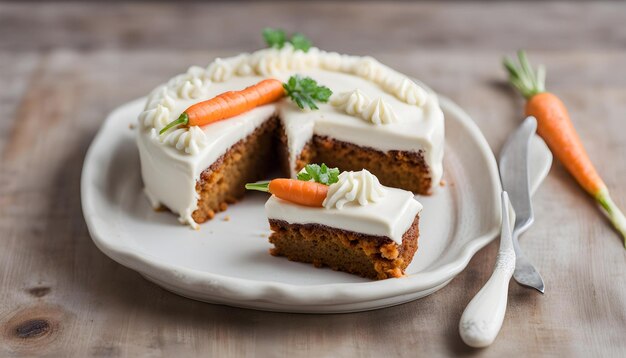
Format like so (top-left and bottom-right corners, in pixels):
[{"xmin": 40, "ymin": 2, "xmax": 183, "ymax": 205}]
[
  {"xmin": 159, "ymin": 75, "xmax": 332, "ymax": 135},
  {"xmin": 505, "ymin": 51, "xmax": 626, "ymax": 247},
  {"xmin": 245, "ymin": 179, "xmax": 329, "ymax": 207},
  {"xmin": 159, "ymin": 79, "xmax": 284, "ymax": 134},
  {"xmin": 246, "ymin": 163, "xmax": 340, "ymax": 207}
]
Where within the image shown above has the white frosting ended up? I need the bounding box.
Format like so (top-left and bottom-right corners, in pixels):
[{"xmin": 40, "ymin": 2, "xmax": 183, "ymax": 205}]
[
  {"xmin": 323, "ymin": 170, "xmax": 387, "ymax": 209},
  {"xmin": 331, "ymin": 90, "xmax": 398, "ymax": 125},
  {"xmin": 392, "ymin": 77, "xmax": 428, "ymax": 106},
  {"xmin": 176, "ymin": 78, "xmax": 211, "ymax": 100},
  {"xmin": 158, "ymin": 126, "xmax": 209, "ymax": 156},
  {"xmin": 361, "ymin": 97, "xmax": 398, "ymax": 125},
  {"xmin": 206, "ymin": 58, "xmax": 233, "ymax": 82},
  {"xmin": 331, "ymin": 89, "xmax": 370, "ymax": 115},
  {"xmin": 355, "ymin": 57, "xmax": 387, "ymax": 83},
  {"xmin": 136, "ymin": 45, "xmax": 444, "ymax": 228},
  {"xmin": 266, "ymin": 185, "xmax": 422, "ymax": 244},
  {"xmin": 139, "ymin": 104, "xmax": 170, "ymax": 130}
]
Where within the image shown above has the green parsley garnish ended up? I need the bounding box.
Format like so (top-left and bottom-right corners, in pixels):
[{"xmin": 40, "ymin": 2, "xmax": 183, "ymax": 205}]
[
  {"xmin": 289, "ymin": 33, "xmax": 312, "ymax": 52},
  {"xmin": 283, "ymin": 75, "xmax": 332, "ymax": 110},
  {"xmin": 297, "ymin": 163, "xmax": 340, "ymax": 185},
  {"xmin": 262, "ymin": 28, "xmax": 288, "ymax": 49},
  {"xmin": 262, "ymin": 28, "xmax": 313, "ymax": 52}
]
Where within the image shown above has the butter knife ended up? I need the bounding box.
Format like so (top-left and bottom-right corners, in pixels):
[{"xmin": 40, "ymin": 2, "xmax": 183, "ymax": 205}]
[
  {"xmin": 459, "ymin": 191, "xmax": 515, "ymax": 347},
  {"xmin": 499, "ymin": 116, "xmax": 545, "ymax": 293}
]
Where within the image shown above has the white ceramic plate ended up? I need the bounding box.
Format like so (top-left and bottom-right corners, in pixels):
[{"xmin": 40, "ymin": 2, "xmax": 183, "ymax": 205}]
[{"xmin": 81, "ymin": 96, "xmax": 552, "ymax": 313}]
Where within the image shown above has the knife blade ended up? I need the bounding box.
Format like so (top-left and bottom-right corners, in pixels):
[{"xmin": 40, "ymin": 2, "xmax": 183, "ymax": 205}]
[{"xmin": 499, "ymin": 116, "xmax": 545, "ymax": 293}]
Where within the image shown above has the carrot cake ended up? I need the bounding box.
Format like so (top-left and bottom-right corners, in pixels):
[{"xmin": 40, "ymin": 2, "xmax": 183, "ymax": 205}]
[
  {"xmin": 246, "ymin": 166, "xmax": 422, "ymax": 279},
  {"xmin": 136, "ymin": 29, "xmax": 444, "ymax": 228}
]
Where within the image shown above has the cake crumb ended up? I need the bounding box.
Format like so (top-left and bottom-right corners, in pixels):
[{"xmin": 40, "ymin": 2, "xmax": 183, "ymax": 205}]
[
  {"xmin": 207, "ymin": 210, "xmax": 215, "ymax": 219},
  {"xmin": 129, "ymin": 123, "xmax": 136, "ymax": 130},
  {"xmin": 223, "ymin": 216, "xmax": 230, "ymax": 222},
  {"xmin": 385, "ymin": 268, "xmax": 403, "ymax": 278},
  {"xmin": 380, "ymin": 243, "xmax": 399, "ymax": 260},
  {"xmin": 440, "ymin": 180, "xmax": 446, "ymax": 187}
]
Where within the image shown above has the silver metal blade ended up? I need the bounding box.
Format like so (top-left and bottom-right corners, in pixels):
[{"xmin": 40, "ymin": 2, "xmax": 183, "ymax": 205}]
[
  {"xmin": 499, "ymin": 116, "xmax": 545, "ymax": 293},
  {"xmin": 499, "ymin": 117, "xmax": 537, "ymax": 233}
]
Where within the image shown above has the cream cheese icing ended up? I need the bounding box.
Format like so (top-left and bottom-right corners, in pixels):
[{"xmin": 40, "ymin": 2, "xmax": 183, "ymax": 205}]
[
  {"xmin": 361, "ymin": 97, "xmax": 398, "ymax": 125},
  {"xmin": 331, "ymin": 90, "xmax": 398, "ymax": 125},
  {"xmin": 266, "ymin": 186, "xmax": 422, "ymax": 244},
  {"xmin": 330, "ymin": 89, "xmax": 370, "ymax": 115},
  {"xmin": 323, "ymin": 170, "xmax": 387, "ymax": 209},
  {"xmin": 136, "ymin": 44, "xmax": 444, "ymax": 228}
]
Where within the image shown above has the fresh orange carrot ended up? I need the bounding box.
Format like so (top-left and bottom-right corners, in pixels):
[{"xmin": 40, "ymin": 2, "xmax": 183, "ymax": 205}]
[
  {"xmin": 505, "ymin": 51, "xmax": 626, "ymax": 247},
  {"xmin": 526, "ymin": 92, "xmax": 606, "ymax": 195},
  {"xmin": 245, "ymin": 178, "xmax": 328, "ymax": 207},
  {"xmin": 159, "ymin": 78, "xmax": 285, "ymax": 134}
]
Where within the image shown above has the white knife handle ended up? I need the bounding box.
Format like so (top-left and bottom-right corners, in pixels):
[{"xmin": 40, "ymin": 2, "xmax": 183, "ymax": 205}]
[
  {"xmin": 459, "ymin": 248, "xmax": 515, "ymax": 347},
  {"xmin": 459, "ymin": 192, "xmax": 515, "ymax": 348}
]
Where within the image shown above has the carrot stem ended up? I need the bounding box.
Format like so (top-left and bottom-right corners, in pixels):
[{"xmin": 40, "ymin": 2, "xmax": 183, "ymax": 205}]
[
  {"xmin": 596, "ymin": 190, "xmax": 626, "ymax": 248},
  {"xmin": 245, "ymin": 181, "xmax": 271, "ymax": 193},
  {"xmin": 159, "ymin": 113, "xmax": 189, "ymax": 135},
  {"xmin": 503, "ymin": 51, "xmax": 545, "ymax": 99}
]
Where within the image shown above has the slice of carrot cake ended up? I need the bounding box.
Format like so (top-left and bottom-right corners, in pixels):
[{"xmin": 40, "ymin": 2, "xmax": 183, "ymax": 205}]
[
  {"xmin": 246, "ymin": 164, "xmax": 422, "ymax": 280},
  {"xmin": 136, "ymin": 29, "xmax": 443, "ymax": 228}
]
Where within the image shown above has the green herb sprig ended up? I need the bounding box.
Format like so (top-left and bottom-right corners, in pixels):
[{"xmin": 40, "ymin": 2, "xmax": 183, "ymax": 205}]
[
  {"xmin": 283, "ymin": 75, "xmax": 332, "ymax": 110},
  {"xmin": 297, "ymin": 164, "xmax": 340, "ymax": 185},
  {"xmin": 263, "ymin": 28, "xmax": 312, "ymax": 52}
]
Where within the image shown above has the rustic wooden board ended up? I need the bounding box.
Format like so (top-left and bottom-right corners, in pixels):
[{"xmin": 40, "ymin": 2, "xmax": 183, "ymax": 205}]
[{"xmin": 1, "ymin": 2, "xmax": 625, "ymax": 357}]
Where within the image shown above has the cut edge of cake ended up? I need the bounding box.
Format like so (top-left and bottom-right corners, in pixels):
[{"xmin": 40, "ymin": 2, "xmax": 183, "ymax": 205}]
[{"xmin": 268, "ymin": 215, "xmax": 419, "ymax": 280}]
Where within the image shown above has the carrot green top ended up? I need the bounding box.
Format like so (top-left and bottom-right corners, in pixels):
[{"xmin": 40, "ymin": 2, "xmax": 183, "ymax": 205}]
[
  {"xmin": 503, "ymin": 51, "xmax": 546, "ymax": 99},
  {"xmin": 263, "ymin": 28, "xmax": 312, "ymax": 52}
]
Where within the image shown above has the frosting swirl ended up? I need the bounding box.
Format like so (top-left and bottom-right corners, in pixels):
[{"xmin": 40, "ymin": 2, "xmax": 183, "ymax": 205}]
[
  {"xmin": 361, "ymin": 97, "xmax": 398, "ymax": 125},
  {"xmin": 139, "ymin": 104, "xmax": 170, "ymax": 130},
  {"xmin": 177, "ymin": 78, "xmax": 210, "ymax": 100},
  {"xmin": 392, "ymin": 77, "xmax": 428, "ymax": 106},
  {"xmin": 206, "ymin": 58, "xmax": 233, "ymax": 82},
  {"xmin": 159, "ymin": 126, "xmax": 209, "ymax": 155},
  {"xmin": 323, "ymin": 169, "xmax": 387, "ymax": 209},
  {"xmin": 331, "ymin": 89, "xmax": 371, "ymax": 115},
  {"xmin": 354, "ymin": 57, "xmax": 386, "ymax": 82}
]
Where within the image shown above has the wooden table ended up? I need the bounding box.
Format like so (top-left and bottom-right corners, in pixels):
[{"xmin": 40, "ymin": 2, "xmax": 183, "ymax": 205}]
[{"xmin": 1, "ymin": 2, "xmax": 625, "ymax": 356}]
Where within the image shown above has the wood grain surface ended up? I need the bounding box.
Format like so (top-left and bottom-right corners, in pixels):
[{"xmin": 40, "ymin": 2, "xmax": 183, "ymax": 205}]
[{"xmin": 1, "ymin": 1, "xmax": 625, "ymax": 357}]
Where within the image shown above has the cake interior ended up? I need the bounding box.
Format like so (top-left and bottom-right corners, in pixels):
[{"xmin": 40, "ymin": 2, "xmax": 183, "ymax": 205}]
[
  {"xmin": 192, "ymin": 117, "xmax": 278, "ymax": 223},
  {"xmin": 191, "ymin": 116, "xmax": 432, "ymax": 222},
  {"xmin": 268, "ymin": 215, "xmax": 419, "ymax": 280}
]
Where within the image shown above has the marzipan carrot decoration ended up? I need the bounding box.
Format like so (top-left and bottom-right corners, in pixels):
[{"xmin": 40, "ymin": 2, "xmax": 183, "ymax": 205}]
[
  {"xmin": 159, "ymin": 79, "xmax": 284, "ymax": 134},
  {"xmin": 246, "ymin": 164, "xmax": 339, "ymax": 207},
  {"xmin": 245, "ymin": 179, "xmax": 329, "ymax": 207},
  {"xmin": 504, "ymin": 51, "xmax": 626, "ymax": 247},
  {"xmin": 159, "ymin": 75, "xmax": 332, "ymax": 135}
]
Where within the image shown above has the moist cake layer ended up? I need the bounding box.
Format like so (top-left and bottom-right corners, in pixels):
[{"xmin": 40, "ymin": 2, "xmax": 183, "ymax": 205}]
[
  {"xmin": 301, "ymin": 135, "xmax": 432, "ymax": 194},
  {"xmin": 268, "ymin": 215, "xmax": 419, "ymax": 280},
  {"xmin": 192, "ymin": 117, "xmax": 278, "ymax": 223}
]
